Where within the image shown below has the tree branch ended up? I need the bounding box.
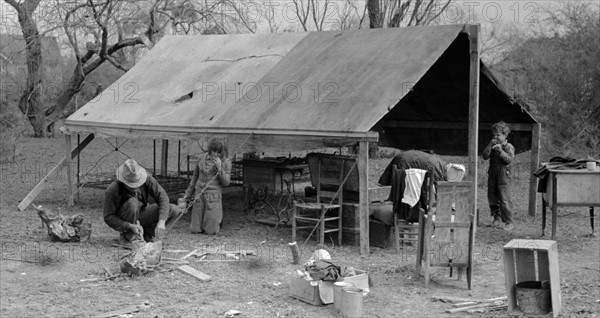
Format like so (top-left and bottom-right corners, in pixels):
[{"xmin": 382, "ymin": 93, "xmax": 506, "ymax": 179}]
[{"xmin": 105, "ymin": 55, "xmax": 129, "ymax": 72}]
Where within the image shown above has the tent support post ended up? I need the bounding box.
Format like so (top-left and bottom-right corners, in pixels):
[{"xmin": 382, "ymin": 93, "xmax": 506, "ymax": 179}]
[
  {"xmin": 358, "ymin": 141, "xmax": 370, "ymax": 256},
  {"xmin": 178, "ymin": 140, "xmax": 181, "ymax": 176},
  {"xmin": 18, "ymin": 134, "xmax": 95, "ymax": 211},
  {"xmin": 467, "ymin": 24, "xmax": 480, "ymax": 236},
  {"xmin": 529, "ymin": 123, "xmax": 541, "ymax": 216},
  {"xmin": 76, "ymin": 134, "xmax": 81, "ymax": 203},
  {"xmin": 161, "ymin": 139, "xmax": 169, "ymax": 176},
  {"xmin": 65, "ymin": 134, "xmax": 74, "ymax": 206}
]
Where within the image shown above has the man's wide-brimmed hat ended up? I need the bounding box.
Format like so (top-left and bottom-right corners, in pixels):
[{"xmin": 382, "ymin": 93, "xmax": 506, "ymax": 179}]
[{"xmin": 116, "ymin": 159, "xmax": 147, "ymax": 188}]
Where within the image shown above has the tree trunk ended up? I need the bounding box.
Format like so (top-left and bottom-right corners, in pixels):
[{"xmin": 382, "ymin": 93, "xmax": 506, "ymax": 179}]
[
  {"xmin": 9, "ymin": 0, "xmax": 46, "ymax": 136},
  {"xmin": 45, "ymin": 55, "xmax": 105, "ymax": 124},
  {"xmin": 367, "ymin": 0, "xmax": 383, "ymax": 28}
]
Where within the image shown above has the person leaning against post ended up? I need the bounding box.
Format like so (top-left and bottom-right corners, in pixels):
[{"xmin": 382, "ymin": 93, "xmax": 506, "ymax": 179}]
[
  {"xmin": 103, "ymin": 159, "xmax": 182, "ymax": 244},
  {"xmin": 183, "ymin": 137, "xmax": 232, "ymax": 235},
  {"xmin": 483, "ymin": 121, "xmax": 516, "ymax": 231}
]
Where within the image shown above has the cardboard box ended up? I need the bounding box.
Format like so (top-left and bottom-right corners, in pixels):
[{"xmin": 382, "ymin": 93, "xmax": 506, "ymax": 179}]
[{"xmin": 290, "ymin": 270, "xmax": 370, "ymax": 306}]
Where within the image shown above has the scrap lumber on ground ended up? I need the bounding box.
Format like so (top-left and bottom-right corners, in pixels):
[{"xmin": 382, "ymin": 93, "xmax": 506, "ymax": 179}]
[
  {"xmin": 432, "ymin": 295, "xmax": 508, "ymax": 314},
  {"xmin": 177, "ymin": 265, "xmax": 212, "ymax": 281}
]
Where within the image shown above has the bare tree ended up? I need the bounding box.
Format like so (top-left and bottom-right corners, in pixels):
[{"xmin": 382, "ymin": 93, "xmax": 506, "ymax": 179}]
[
  {"xmin": 3, "ymin": 0, "xmax": 46, "ymax": 136},
  {"xmin": 291, "ymin": 0, "xmax": 331, "ymax": 31},
  {"xmin": 494, "ymin": 2, "xmax": 600, "ymax": 157},
  {"xmin": 336, "ymin": 0, "xmax": 368, "ymax": 30},
  {"xmin": 367, "ymin": 0, "xmax": 452, "ymax": 28},
  {"xmin": 5, "ymin": 0, "xmax": 256, "ymax": 136}
]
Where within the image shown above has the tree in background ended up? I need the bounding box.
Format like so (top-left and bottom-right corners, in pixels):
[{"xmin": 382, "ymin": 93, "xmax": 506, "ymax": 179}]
[
  {"xmin": 3, "ymin": 0, "xmax": 255, "ymax": 137},
  {"xmin": 3, "ymin": 0, "xmax": 45, "ymax": 136},
  {"xmin": 366, "ymin": 0, "xmax": 451, "ymax": 28},
  {"xmin": 494, "ymin": 2, "xmax": 599, "ymax": 157}
]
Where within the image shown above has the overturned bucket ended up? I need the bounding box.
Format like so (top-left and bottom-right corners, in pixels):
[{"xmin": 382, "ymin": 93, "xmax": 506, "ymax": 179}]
[
  {"xmin": 516, "ymin": 281, "xmax": 551, "ymax": 314},
  {"xmin": 340, "ymin": 287, "xmax": 363, "ymax": 318}
]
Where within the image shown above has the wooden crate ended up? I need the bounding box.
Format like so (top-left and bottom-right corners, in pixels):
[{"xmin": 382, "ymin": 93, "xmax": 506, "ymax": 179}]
[{"xmin": 503, "ymin": 239, "xmax": 561, "ymax": 317}]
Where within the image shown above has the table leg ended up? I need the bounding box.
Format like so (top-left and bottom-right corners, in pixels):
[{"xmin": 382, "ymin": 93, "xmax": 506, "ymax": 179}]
[
  {"xmin": 551, "ymin": 203, "xmax": 557, "ymax": 240},
  {"xmin": 542, "ymin": 198, "xmax": 547, "ymax": 236},
  {"xmin": 590, "ymin": 207, "xmax": 595, "ymax": 235}
]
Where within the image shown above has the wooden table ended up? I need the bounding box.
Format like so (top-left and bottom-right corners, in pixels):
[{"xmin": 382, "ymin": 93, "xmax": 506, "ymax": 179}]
[
  {"xmin": 241, "ymin": 158, "xmax": 308, "ymax": 224},
  {"xmin": 542, "ymin": 169, "xmax": 600, "ymax": 239}
]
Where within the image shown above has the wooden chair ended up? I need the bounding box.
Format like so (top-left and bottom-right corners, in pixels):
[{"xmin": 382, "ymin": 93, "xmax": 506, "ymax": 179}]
[
  {"xmin": 292, "ymin": 156, "xmax": 345, "ymax": 245},
  {"xmin": 418, "ymin": 181, "xmax": 475, "ymax": 289},
  {"xmin": 391, "ymin": 166, "xmax": 433, "ymax": 256}
]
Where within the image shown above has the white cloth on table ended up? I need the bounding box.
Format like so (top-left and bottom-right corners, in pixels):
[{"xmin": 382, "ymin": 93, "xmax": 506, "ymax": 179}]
[{"xmin": 401, "ymin": 168, "xmax": 427, "ymax": 208}]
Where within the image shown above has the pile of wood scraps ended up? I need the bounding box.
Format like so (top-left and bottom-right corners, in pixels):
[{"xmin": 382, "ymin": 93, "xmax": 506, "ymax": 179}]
[
  {"xmin": 180, "ymin": 249, "xmax": 257, "ymax": 262},
  {"xmin": 432, "ymin": 295, "xmax": 508, "ymax": 314}
]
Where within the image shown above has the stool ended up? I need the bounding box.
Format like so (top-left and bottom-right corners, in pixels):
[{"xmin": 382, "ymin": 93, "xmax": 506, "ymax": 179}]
[
  {"xmin": 292, "ymin": 202, "xmax": 342, "ymax": 245},
  {"xmin": 503, "ymin": 239, "xmax": 561, "ymax": 317}
]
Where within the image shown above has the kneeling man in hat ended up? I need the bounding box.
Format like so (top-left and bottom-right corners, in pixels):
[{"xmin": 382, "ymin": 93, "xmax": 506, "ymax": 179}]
[{"xmin": 104, "ymin": 159, "xmax": 181, "ymax": 243}]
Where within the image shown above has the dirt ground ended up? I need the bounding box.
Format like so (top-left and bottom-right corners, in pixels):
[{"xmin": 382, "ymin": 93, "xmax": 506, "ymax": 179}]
[{"xmin": 1, "ymin": 136, "xmax": 598, "ymax": 318}]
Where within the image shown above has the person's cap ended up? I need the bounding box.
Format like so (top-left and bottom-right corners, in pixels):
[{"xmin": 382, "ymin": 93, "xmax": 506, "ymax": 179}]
[
  {"xmin": 116, "ymin": 159, "xmax": 147, "ymax": 188},
  {"xmin": 446, "ymin": 163, "xmax": 466, "ymax": 182}
]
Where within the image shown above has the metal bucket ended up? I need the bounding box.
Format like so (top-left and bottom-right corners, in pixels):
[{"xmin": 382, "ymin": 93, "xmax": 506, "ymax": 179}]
[
  {"xmin": 340, "ymin": 287, "xmax": 363, "ymax": 318},
  {"xmin": 333, "ymin": 282, "xmax": 353, "ymax": 312},
  {"xmin": 516, "ymin": 281, "xmax": 551, "ymax": 314}
]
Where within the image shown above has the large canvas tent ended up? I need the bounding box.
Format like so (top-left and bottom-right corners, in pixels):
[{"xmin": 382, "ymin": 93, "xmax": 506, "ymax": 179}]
[{"xmin": 23, "ymin": 24, "xmax": 540, "ymax": 255}]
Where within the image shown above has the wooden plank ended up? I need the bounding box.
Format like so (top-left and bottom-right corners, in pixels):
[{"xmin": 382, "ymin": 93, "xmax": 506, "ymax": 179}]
[
  {"xmin": 552, "ymin": 173, "xmax": 558, "ymax": 239},
  {"xmin": 180, "ymin": 249, "xmax": 199, "ymax": 260},
  {"xmin": 432, "ymin": 296, "xmax": 475, "ymax": 303},
  {"xmin": 503, "ymin": 248, "xmax": 517, "ymax": 313},
  {"xmin": 91, "ymin": 305, "xmax": 141, "ymax": 318},
  {"xmin": 62, "ymin": 124, "xmax": 379, "ymax": 151},
  {"xmin": 358, "ymin": 141, "xmax": 370, "ymax": 255},
  {"xmin": 515, "ymin": 249, "xmax": 536, "ymax": 282},
  {"xmin": 65, "ymin": 134, "xmax": 74, "ymax": 206},
  {"xmin": 503, "ymin": 239, "xmax": 556, "ymax": 251},
  {"xmin": 529, "ymin": 123, "xmax": 541, "ymax": 216},
  {"xmin": 17, "ymin": 133, "xmax": 95, "ymax": 211},
  {"xmin": 446, "ymin": 302, "xmax": 505, "ymax": 313},
  {"xmin": 547, "ymin": 244, "xmax": 562, "ymax": 318},
  {"xmin": 467, "ymin": 23, "xmax": 480, "ymax": 246},
  {"xmin": 537, "ymin": 250, "xmax": 550, "ymax": 282},
  {"xmin": 555, "ymin": 172, "xmax": 600, "ymax": 205},
  {"xmin": 368, "ymin": 186, "xmax": 390, "ymax": 202},
  {"xmin": 161, "ymin": 139, "xmax": 168, "ymax": 176},
  {"xmin": 379, "ymin": 120, "xmax": 533, "ymax": 131},
  {"xmin": 453, "ymin": 296, "xmax": 507, "ymax": 307},
  {"xmin": 177, "ymin": 265, "xmax": 212, "ymax": 282}
]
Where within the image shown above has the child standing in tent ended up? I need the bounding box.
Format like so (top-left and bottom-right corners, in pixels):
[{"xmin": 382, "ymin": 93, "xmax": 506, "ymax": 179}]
[
  {"xmin": 183, "ymin": 137, "xmax": 231, "ymax": 235},
  {"xmin": 483, "ymin": 121, "xmax": 515, "ymax": 231}
]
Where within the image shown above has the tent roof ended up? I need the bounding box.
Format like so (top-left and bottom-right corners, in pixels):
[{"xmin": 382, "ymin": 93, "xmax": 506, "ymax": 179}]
[{"xmin": 63, "ymin": 25, "xmax": 536, "ymax": 153}]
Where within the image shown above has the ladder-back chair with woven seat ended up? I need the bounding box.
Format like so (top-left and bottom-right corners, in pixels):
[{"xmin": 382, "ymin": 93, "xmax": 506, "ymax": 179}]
[
  {"xmin": 419, "ymin": 181, "xmax": 475, "ymax": 289},
  {"xmin": 390, "ymin": 166, "xmax": 434, "ymax": 259},
  {"xmin": 292, "ymin": 156, "xmax": 347, "ymax": 245}
]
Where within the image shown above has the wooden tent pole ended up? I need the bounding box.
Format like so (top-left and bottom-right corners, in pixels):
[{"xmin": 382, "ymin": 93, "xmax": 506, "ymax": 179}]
[
  {"xmin": 18, "ymin": 134, "xmax": 95, "ymax": 211},
  {"xmin": 65, "ymin": 134, "xmax": 74, "ymax": 206},
  {"xmin": 467, "ymin": 24, "xmax": 480, "ymax": 236},
  {"xmin": 358, "ymin": 140, "xmax": 370, "ymax": 255},
  {"xmin": 178, "ymin": 140, "xmax": 181, "ymax": 176},
  {"xmin": 529, "ymin": 123, "xmax": 541, "ymax": 216},
  {"xmin": 161, "ymin": 139, "xmax": 169, "ymax": 176},
  {"xmin": 77, "ymin": 134, "xmax": 81, "ymax": 203}
]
